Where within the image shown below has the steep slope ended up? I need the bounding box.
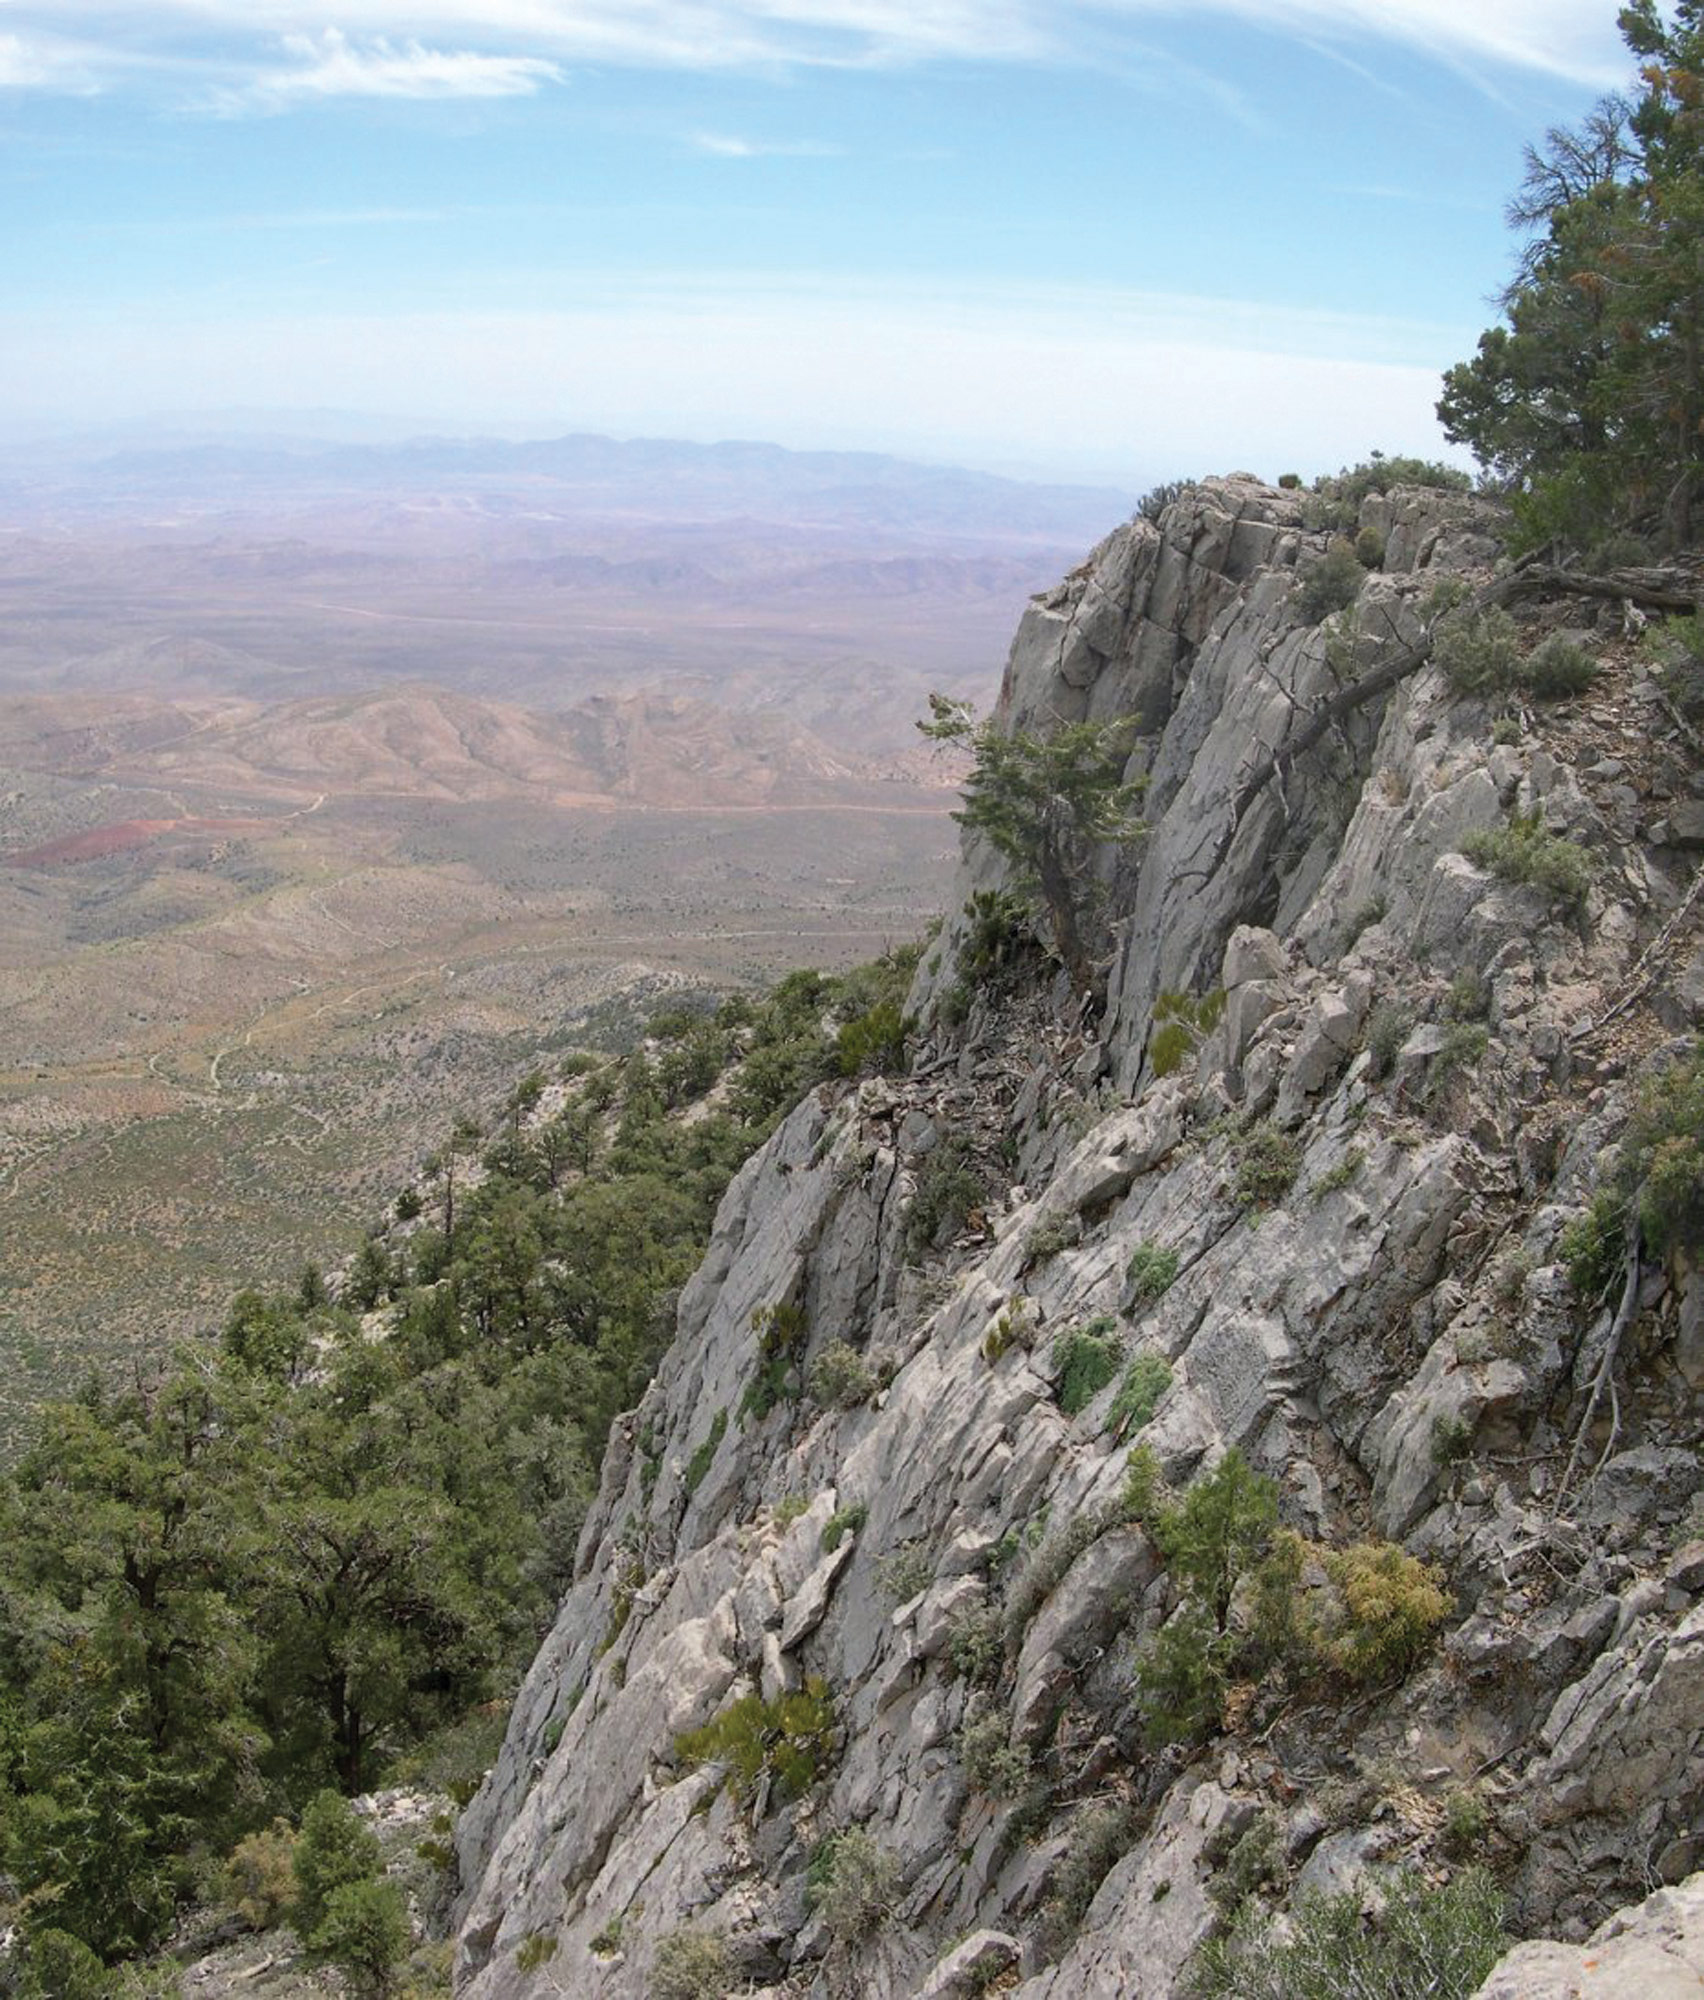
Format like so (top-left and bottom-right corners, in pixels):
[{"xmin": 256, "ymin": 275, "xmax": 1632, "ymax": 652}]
[{"xmin": 453, "ymin": 479, "xmax": 1704, "ymax": 1996}]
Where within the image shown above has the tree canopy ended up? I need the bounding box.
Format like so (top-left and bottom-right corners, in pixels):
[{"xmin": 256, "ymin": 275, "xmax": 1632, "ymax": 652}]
[
  {"xmin": 920, "ymin": 695, "xmax": 1145, "ymax": 994},
  {"xmin": 1439, "ymin": 3, "xmax": 1704, "ymax": 551}
]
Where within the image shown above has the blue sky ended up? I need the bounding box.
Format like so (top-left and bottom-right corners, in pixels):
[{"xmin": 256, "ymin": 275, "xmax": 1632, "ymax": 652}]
[{"xmin": 0, "ymin": 2, "xmax": 1633, "ymax": 483}]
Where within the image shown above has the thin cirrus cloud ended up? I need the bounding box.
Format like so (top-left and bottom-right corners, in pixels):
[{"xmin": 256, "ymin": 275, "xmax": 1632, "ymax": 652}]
[
  {"xmin": 692, "ymin": 133, "xmax": 845, "ymax": 157},
  {"xmin": 0, "ymin": 1, "xmax": 1628, "ymax": 98},
  {"xmin": 210, "ymin": 29, "xmax": 564, "ymax": 114}
]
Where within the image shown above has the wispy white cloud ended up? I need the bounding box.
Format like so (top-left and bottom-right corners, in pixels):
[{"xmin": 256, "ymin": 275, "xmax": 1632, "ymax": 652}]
[
  {"xmin": 210, "ymin": 29, "xmax": 562, "ymax": 113},
  {"xmin": 0, "ymin": 1, "xmax": 1628, "ymax": 94},
  {"xmin": 0, "ymin": 29, "xmax": 106, "ymax": 94},
  {"xmin": 692, "ymin": 132, "xmax": 843, "ymax": 157}
]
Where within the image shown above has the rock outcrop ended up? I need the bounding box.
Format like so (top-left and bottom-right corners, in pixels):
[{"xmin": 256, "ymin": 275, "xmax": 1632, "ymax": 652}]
[{"xmin": 452, "ymin": 479, "xmax": 1704, "ymax": 1995}]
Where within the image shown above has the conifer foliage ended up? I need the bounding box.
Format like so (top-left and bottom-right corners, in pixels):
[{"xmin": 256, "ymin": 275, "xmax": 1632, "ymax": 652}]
[{"xmin": 1439, "ymin": 3, "xmax": 1704, "ymax": 550}]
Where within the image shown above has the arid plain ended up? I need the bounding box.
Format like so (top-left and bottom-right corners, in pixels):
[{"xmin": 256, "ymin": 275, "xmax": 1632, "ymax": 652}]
[{"xmin": 0, "ymin": 432, "xmax": 1130, "ymax": 1442}]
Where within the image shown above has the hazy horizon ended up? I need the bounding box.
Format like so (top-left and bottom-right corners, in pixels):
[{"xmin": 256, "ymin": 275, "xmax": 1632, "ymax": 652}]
[{"xmin": 2, "ymin": 2, "xmax": 1631, "ymax": 484}]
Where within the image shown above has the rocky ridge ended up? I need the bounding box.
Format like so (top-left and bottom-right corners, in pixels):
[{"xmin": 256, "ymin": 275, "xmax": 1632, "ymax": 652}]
[{"xmin": 452, "ymin": 478, "xmax": 1704, "ymax": 1996}]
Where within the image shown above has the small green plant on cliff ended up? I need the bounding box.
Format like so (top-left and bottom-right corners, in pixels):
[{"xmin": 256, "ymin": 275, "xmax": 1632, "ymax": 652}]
[
  {"xmin": 1038, "ymin": 1798, "xmax": 1147, "ymax": 1957},
  {"xmin": 945, "ymin": 1603, "xmax": 1005, "ymax": 1688},
  {"xmin": 515, "ymin": 1930, "xmax": 559, "ymax": 1971},
  {"xmin": 1461, "ymin": 811, "xmax": 1592, "ymax": 911},
  {"xmin": 741, "ymin": 1300, "xmax": 809, "ymax": 1421},
  {"xmin": 877, "ymin": 1540, "xmax": 934, "ymax": 1605},
  {"xmin": 675, "ymin": 1678, "xmax": 836, "ymax": 1803},
  {"xmin": 1293, "ymin": 539, "xmax": 1366, "ymax": 622},
  {"xmin": 1365, "ymin": 1001, "xmax": 1413, "ymax": 1081},
  {"xmin": 806, "ymin": 1826, "xmax": 900, "ymax": 1943},
  {"xmin": 1321, "ymin": 1543, "xmax": 1451, "ymax": 1686},
  {"xmin": 1304, "ymin": 454, "xmax": 1470, "ymax": 533},
  {"xmin": 1149, "ymin": 986, "xmax": 1228, "ymax": 1078},
  {"xmin": 683, "ymin": 1407, "xmax": 727, "ymax": 1495},
  {"xmin": 906, "ymin": 1137, "xmax": 988, "ymax": 1258},
  {"xmin": 1023, "ymin": 1209, "xmax": 1081, "ymax": 1267},
  {"xmin": 1108, "ymin": 1351, "xmax": 1172, "ymax": 1436},
  {"xmin": 650, "ymin": 1928, "xmax": 733, "ymax": 2000},
  {"xmin": 1188, "ymin": 1866, "xmax": 1507, "ymax": 2000},
  {"xmin": 1434, "ymin": 605, "xmax": 1522, "ymax": 695},
  {"xmin": 1233, "ymin": 1123, "xmax": 1301, "ymax": 1210},
  {"xmin": 1053, "ymin": 1317, "xmax": 1124, "ymax": 1417},
  {"xmin": 958, "ymin": 1710, "xmax": 1033, "ymax": 1798},
  {"xmin": 1126, "ymin": 1242, "xmax": 1181, "ymax": 1303},
  {"xmin": 820, "ymin": 1500, "xmax": 867, "ymax": 1553},
  {"xmin": 807, "ymin": 1341, "xmax": 878, "ymax": 1408},
  {"xmin": 918, "ymin": 693, "xmax": 1146, "ymax": 995}
]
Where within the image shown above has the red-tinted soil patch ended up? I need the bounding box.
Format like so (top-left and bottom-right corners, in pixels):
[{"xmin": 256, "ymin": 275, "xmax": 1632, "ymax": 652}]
[{"xmin": 7, "ymin": 818, "xmax": 257, "ymax": 868}]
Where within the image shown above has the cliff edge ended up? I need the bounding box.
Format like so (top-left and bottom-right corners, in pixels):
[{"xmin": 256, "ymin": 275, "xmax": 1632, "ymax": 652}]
[{"xmin": 453, "ymin": 477, "xmax": 1704, "ymax": 1997}]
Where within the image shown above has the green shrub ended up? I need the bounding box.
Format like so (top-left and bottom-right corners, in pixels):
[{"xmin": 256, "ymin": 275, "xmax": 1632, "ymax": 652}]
[
  {"xmin": 1294, "ymin": 540, "xmax": 1366, "ymax": 622},
  {"xmin": 1430, "ymin": 1414, "xmax": 1474, "ymax": 1467},
  {"xmin": 1234, "ymin": 1123, "xmax": 1301, "ymax": 1209},
  {"xmin": 1149, "ymin": 987, "xmax": 1228, "ymax": 1077},
  {"xmin": 684, "ymin": 1407, "xmax": 728, "ymax": 1494},
  {"xmin": 589, "ymin": 1916, "xmax": 625, "ymax": 1955},
  {"xmin": 1121, "ymin": 1442, "xmax": 1164, "ymax": 1523},
  {"xmin": 1461, "ymin": 812, "xmax": 1592, "ymax": 910},
  {"xmin": 945, "ymin": 1603, "xmax": 1005, "ymax": 1687},
  {"xmin": 1039, "ymin": 1798, "xmax": 1145, "ymax": 1954},
  {"xmin": 1138, "ymin": 1601, "xmax": 1237, "ymax": 1744},
  {"xmin": 959, "ymin": 1710, "xmax": 1033, "ymax": 1797},
  {"xmin": 1207, "ymin": 1810, "xmax": 1287, "ymax": 1917},
  {"xmin": 807, "ymin": 1826, "xmax": 900, "ymax": 1941},
  {"xmin": 313, "ymin": 1878, "xmax": 411, "ymax": 1995},
  {"xmin": 1427, "ymin": 1023, "xmax": 1489, "ymax": 1100},
  {"xmin": 1278, "ymin": 472, "xmax": 1302, "ymax": 489},
  {"xmin": 224, "ymin": 1819, "xmax": 298, "ymax": 1930},
  {"xmin": 16, "ymin": 1931, "xmax": 112, "ymax": 2000},
  {"xmin": 835, "ymin": 998, "xmax": 909, "ymax": 1078},
  {"xmin": 820, "ymin": 1501, "xmax": 867, "ymax": 1553},
  {"xmin": 1153, "ymin": 1449, "xmax": 1279, "ymax": 1624},
  {"xmin": 1444, "ymin": 969, "xmax": 1490, "ymax": 1021},
  {"xmin": 1620, "ymin": 1047, "xmax": 1704, "ymax": 1257},
  {"xmin": 1053, "ymin": 1319, "xmax": 1124, "ymax": 1417},
  {"xmin": 1311, "ymin": 1149, "xmax": 1364, "ymax": 1199},
  {"xmin": 877, "ymin": 1541, "xmax": 934, "ymax": 1604},
  {"xmin": 1321, "ymin": 1543, "xmax": 1450, "ymax": 1685},
  {"xmin": 1138, "ymin": 479, "xmax": 1191, "ymax": 523},
  {"xmin": 1188, "ymin": 1866, "xmax": 1508, "ymax": 2000},
  {"xmin": 650, "ymin": 1928, "xmax": 733, "ymax": 2000},
  {"xmin": 1024, "ymin": 1210, "xmax": 1080, "ymax": 1266},
  {"xmin": 773, "ymin": 1492, "xmax": 810, "ymax": 1527},
  {"xmin": 1440, "ymin": 1788, "xmax": 1490, "ymax": 1859},
  {"xmin": 1127, "ymin": 1242, "xmax": 1180, "ymax": 1302},
  {"xmin": 1354, "ymin": 525, "xmax": 1387, "ymax": 569},
  {"xmin": 907, "ymin": 1139, "xmax": 988, "ymax": 1257},
  {"xmin": 807, "ymin": 1341, "xmax": 877, "ymax": 1408},
  {"xmin": 293, "ymin": 1790, "xmax": 384, "ymax": 1943},
  {"xmin": 740, "ymin": 1300, "xmax": 809, "ymax": 1421},
  {"xmin": 1365, "ymin": 1001, "xmax": 1413, "ymax": 1080},
  {"xmin": 674, "ymin": 1677, "xmax": 836, "ymax": 1803},
  {"xmin": 1519, "ymin": 632, "xmax": 1598, "ymax": 697},
  {"xmin": 1108, "ymin": 1352, "xmax": 1172, "ymax": 1435},
  {"xmin": 1435, "ymin": 606, "xmax": 1521, "ymax": 695},
  {"xmin": 1002, "ymin": 1512, "xmax": 1104, "ymax": 1648}
]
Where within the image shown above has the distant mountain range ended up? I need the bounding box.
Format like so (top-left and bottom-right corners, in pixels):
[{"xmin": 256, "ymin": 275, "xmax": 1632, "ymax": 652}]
[{"xmin": 58, "ymin": 430, "xmax": 1137, "ymax": 545}]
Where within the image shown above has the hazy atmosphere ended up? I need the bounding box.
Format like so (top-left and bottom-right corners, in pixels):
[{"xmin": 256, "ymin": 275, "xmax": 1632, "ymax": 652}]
[{"xmin": 3, "ymin": 0, "xmax": 1625, "ymax": 480}]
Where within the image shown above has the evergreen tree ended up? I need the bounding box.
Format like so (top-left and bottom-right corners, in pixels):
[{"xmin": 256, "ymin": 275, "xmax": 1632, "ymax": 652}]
[{"xmin": 1440, "ymin": 3, "xmax": 1704, "ymax": 548}]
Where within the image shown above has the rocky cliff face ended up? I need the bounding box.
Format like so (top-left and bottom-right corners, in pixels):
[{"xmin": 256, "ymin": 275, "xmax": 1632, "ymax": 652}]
[{"xmin": 452, "ymin": 479, "xmax": 1704, "ymax": 1996}]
